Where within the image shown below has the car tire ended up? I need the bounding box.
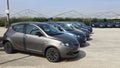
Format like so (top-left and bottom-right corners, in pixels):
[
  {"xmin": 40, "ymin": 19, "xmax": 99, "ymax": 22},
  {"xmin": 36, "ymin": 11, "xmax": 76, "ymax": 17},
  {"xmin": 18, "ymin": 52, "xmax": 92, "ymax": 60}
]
[
  {"xmin": 4, "ymin": 42, "xmax": 15, "ymax": 54},
  {"xmin": 45, "ymin": 47, "xmax": 61, "ymax": 62}
]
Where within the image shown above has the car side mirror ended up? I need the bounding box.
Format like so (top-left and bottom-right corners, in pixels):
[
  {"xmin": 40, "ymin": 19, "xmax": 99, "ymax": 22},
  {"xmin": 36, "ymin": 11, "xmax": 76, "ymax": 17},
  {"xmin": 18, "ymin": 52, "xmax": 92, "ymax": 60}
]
[
  {"xmin": 36, "ymin": 32, "xmax": 43, "ymax": 37},
  {"xmin": 58, "ymin": 27, "xmax": 64, "ymax": 32}
]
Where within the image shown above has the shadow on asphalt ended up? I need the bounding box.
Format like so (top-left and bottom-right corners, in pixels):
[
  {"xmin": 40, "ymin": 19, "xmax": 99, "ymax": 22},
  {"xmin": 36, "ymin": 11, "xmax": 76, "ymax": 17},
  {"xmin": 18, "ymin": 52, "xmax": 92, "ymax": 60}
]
[
  {"xmin": 0, "ymin": 48, "xmax": 4, "ymax": 51},
  {"xmin": 15, "ymin": 50, "xmax": 86, "ymax": 62},
  {"xmin": 13, "ymin": 50, "xmax": 86, "ymax": 63},
  {"xmin": 18, "ymin": 51, "xmax": 45, "ymax": 58},
  {"xmin": 87, "ymin": 38, "xmax": 93, "ymax": 41},
  {"xmin": 81, "ymin": 42, "xmax": 90, "ymax": 48},
  {"xmin": 0, "ymin": 43, "xmax": 4, "ymax": 51},
  {"xmin": 0, "ymin": 50, "xmax": 44, "ymax": 65},
  {"xmin": 0, "ymin": 49, "xmax": 86, "ymax": 63},
  {"xmin": 0, "ymin": 55, "xmax": 31, "ymax": 65},
  {"xmin": 0, "ymin": 42, "xmax": 3, "ymax": 47},
  {"xmin": 0, "ymin": 42, "xmax": 86, "ymax": 63}
]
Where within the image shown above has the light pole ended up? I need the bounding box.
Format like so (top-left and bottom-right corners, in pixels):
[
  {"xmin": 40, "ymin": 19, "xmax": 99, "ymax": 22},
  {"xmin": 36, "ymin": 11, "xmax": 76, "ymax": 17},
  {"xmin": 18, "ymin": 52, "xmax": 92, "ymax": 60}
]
[{"xmin": 6, "ymin": 0, "xmax": 10, "ymax": 27}]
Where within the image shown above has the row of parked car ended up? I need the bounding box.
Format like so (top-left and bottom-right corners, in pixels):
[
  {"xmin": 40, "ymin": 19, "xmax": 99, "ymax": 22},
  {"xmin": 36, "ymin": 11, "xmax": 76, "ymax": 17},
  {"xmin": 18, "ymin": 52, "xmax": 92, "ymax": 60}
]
[
  {"xmin": 91, "ymin": 22, "xmax": 120, "ymax": 28},
  {"xmin": 2, "ymin": 22, "xmax": 93, "ymax": 62}
]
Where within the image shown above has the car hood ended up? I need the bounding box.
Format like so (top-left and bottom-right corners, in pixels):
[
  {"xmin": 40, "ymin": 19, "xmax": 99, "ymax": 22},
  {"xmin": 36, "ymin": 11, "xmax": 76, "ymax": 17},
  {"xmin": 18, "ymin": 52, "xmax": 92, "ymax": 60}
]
[
  {"xmin": 49, "ymin": 33, "xmax": 78, "ymax": 43},
  {"xmin": 78, "ymin": 27, "xmax": 90, "ymax": 33},
  {"xmin": 68, "ymin": 29, "xmax": 84, "ymax": 36}
]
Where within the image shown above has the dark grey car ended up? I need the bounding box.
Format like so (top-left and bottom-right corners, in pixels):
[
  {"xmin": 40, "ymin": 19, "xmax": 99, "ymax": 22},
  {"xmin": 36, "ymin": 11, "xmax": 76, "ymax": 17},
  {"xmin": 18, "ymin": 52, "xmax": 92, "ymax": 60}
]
[{"xmin": 2, "ymin": 22, "xmax": 80, "ymax": 62}]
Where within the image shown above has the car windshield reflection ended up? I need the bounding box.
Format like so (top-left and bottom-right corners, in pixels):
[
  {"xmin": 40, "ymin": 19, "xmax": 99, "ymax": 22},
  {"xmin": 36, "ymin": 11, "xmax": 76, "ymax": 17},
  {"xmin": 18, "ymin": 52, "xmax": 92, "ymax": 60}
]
[{"xmin": 38, "ymin": 24, "xmax": 62, "ymax": 36}]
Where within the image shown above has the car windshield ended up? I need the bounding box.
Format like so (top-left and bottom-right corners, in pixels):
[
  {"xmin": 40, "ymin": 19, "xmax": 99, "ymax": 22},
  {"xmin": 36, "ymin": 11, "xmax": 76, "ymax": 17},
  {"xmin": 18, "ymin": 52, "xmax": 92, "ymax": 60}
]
[
  {"xmin": 38, "ymin": 24, "xmax": 62, "ymax": 36},
  {"xmin": 75, "ymin": 22, "xmax": 88, "ymax": 28},
  {"xmin": 76, "ymin": 23, "xmax": 86, "ymax": 26},
  {"xmin": 72, "ymin": 23, "xmax": 80, "ymax": 28},
  {"xmin": 58, "ymin": 23, "xmax": 73, "ymax": 31}
]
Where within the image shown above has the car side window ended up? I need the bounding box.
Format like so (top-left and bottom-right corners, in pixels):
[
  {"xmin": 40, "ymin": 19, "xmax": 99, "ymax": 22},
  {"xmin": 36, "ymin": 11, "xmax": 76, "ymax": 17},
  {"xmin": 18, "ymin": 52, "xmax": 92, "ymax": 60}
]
[
  {"xmin": 12, "ymin": 24, "xmax": 24, "ymax": 33},
  {"xmin": 26, "ymin": 25, "xmax": 42, "ymax": 36}
]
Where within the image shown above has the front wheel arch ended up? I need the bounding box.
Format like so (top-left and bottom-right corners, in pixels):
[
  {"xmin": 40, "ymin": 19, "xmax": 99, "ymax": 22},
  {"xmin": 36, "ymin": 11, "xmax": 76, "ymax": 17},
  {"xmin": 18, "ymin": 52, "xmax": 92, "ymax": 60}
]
[
  {"xmin": 3, "ymin": 40, "xmax": 9, "ymax": 45},
  {"xmin": 4, "ymin": 41, "xmax": 15, "ymax": 54}
]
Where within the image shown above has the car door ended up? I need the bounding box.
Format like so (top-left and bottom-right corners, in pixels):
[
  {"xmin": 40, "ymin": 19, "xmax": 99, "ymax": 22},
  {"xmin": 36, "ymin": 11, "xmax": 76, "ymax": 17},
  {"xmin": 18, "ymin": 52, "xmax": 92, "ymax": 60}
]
[
  {"xmin": 11, "ymin": 24, "xmax": 25, "ymax": 50},
  {"xmin": 25, "ymin": 24, "xmax": 46, "ymax": 53}
]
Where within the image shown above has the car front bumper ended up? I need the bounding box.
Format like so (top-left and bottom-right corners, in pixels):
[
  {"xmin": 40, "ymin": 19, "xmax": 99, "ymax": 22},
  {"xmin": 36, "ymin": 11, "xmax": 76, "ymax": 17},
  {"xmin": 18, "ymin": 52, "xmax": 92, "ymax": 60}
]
[{"xmin": 59, "ymin": 45, "xmax": 80, "ymax": 58}]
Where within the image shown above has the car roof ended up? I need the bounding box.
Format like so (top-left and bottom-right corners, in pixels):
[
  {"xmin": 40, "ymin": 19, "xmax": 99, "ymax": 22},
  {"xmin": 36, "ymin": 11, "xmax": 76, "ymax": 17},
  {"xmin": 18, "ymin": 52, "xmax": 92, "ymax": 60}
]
[
  {"xmin": 50, "ymin": 22, "xmax": 70, "ymax": 23},
  {"xmin": 11, "ymin": 22, "xmax": 49, "ymax": 26}
]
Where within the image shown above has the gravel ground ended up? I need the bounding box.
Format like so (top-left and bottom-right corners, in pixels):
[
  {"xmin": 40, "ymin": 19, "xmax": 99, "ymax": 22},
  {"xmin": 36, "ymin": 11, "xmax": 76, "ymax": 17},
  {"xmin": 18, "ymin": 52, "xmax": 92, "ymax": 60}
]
[{"xmin": 0, "ymin": 28, "xmax": 120, "ymax": 68}]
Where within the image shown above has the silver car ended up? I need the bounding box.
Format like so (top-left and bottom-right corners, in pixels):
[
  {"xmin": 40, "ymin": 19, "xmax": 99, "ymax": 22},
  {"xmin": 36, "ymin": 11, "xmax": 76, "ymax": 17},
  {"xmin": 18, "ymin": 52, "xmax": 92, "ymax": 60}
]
[{"xmin": 2, "ymin": 22, "xmax": 80, "ymax": 62}]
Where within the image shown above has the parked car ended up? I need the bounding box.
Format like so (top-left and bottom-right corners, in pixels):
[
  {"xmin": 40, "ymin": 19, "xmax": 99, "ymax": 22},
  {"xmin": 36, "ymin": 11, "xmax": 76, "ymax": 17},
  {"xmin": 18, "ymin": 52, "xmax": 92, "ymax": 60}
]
[
  {"xmin": 114, "ymin": 23, "xmax": 120, "ymax": 28},
  {"xmin": 90, "ymin": 22, "xmax": 100, "ymax": 28},
  {"xmin": 48, "ymin": 22, "xmax": 87, "ymax": 46},
  {"xmin": 91, "ymin": 22, "xmax": 120, "ymax": 28},
  {"xmin": 106, "ymin": 23, "xmax": 114, "ymax": 28},
  {"xmin": 72, "ymin": 22, "xmax": 93, "ymax": 33},
  {"xmin": 90, "ymin": 22, "xmax": 95, "ymax": 27},
  {"xmin": 65, "ymin": 23, "xmax": 91, "ymax": 40},
  {"xmin": 69, "ymin": 22, "xmax": 91, "ymax": 39},
  {"xmin": 2, "ymin": 22, "xmax": 80, "ymax": 62},
  {"xmin": 98, "ymin": 23, "xmax": 107, "ymax": 28}
]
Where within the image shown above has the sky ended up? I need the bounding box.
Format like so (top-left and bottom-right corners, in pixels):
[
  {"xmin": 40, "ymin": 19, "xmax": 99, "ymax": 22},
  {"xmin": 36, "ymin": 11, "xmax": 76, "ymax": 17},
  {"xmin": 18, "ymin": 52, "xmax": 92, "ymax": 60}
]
[{"xmin": 0, "ymin": 0, "xmax": 120, "ymax": 17}]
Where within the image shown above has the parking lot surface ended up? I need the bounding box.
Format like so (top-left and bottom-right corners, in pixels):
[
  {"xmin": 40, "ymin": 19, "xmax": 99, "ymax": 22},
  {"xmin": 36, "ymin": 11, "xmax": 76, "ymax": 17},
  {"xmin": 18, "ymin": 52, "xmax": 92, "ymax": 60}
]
[{"xmin": 0, "ymin": 28, "xmax": 120, "ymax": 68}]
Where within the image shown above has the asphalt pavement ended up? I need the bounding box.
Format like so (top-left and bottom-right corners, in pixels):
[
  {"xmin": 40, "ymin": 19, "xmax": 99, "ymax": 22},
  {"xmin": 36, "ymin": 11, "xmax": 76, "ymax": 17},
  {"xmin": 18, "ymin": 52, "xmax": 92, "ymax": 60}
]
[{"xmin": 0, "ymin": 28, "xmax": 120, "ymax": 68}]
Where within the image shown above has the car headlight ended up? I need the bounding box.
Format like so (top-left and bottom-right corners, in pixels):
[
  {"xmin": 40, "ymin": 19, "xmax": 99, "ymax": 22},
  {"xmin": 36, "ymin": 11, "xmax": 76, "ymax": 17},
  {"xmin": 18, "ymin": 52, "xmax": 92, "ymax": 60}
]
[
  {"xmin": 65, "ymin": 43, "xmax": 70, "ymax": 47},
  {"xmin": 60, "ymin": 42, "xmax": 70, "ymax": 47},
  {"xmin": 75, "ymin": 35, "xmax": 80, "ymax": 38},
  {"xmin": 92, "ymin": 24, "xmax": 95, "ymax": 26}
]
